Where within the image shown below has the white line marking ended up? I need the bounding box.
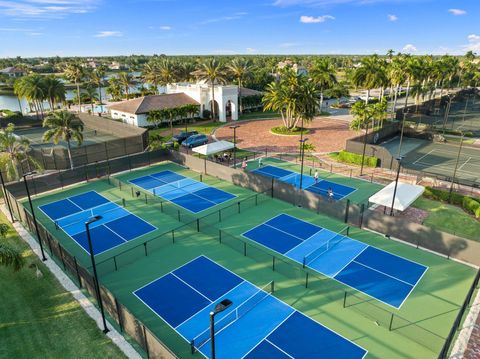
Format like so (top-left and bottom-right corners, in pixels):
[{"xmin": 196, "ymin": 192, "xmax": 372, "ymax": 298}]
[
  {"xmin": 265, "ymin": 339, "xmax": 295, "ymax": 358},
  {"xmin": 412, "ymin": 149, "xmax": 435, "ymax": 165},
  {"xmin": 171, "ymin": 272, "xmax": 213, "ymax": 302},
  {"xmin": 458, "ymin": 157, "xmax": 472, "ymax": 171},
  {"xmin": 352, "ymin": 260, "xmax": 415, "ymax": 287}
]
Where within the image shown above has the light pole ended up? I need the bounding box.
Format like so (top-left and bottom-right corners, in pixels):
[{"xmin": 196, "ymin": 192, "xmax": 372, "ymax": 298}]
[
  {"xmin": 390, "ymin": 156, "xmax": 403, "ymax": 216},
  {"xmin": 230, "ymin": 125, "xmax": 240, "ymax": 169},
  {"xmin": 85, "ymin": 215, "xmax": 109, "ymax": 334},
  {"xmin": 448, "ymin": 132, "xmax": 464, "ymax": 202},
  {"xmin": 23, "ymin": 171, "xmax": 47, "ymax": 261},
  {"xmin": 210, "ymin": 299, "xmax": 232, "ymax": 359},
  {"xmin": 397, "ymin": 110, "xmax": 408, "ymax": 158},
  {"xmin": 0, "ymin": 170, "xmax": 15, "ymax": 223},
  {"xmin": 299, "ymin": 138, "xmax": 309, "ymax": 190}
]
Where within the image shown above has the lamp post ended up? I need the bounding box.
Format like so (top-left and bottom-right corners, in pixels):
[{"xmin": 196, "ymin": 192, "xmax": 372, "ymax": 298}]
[
  {"xmin": 210, "ymin": 299, "xmax": 233, "ymax": 359},
  {"xmin": 448, "ymin": 131, "xmax": 464, "ymax": 202},
  {"xmin": 299, "ymin": 138, "xmax": 309, "ymax": 190},
  {"xmin": 397, "ymin": 110, "xmax": 408, "ymax": 158},
  {"xmin": 390, "ymin": 156, "xmax": 403, "ymax": 216},
  {"xmin": 230, "ymin": 125, "xmax": 240, "ymax": 169},
  {"xmin": 85, "ymin": 215, "xmax": 109, "ymax": 334},
  {"xmin": 23, "ymin": 171, "xmax": 47, "ymax": 261},
  {"xmin": 0, "ymin": 170, "xmax": 15, "ymax": 223}
]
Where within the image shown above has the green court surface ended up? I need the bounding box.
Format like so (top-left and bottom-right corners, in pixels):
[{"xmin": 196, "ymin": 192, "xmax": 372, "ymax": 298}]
[
  {"xmin": 14, "ymin": 126, "xmax": 120, "ymax": 149},
  {"xmin": 26, "ymin": 161, "xmax": 477, "ymax": 359},
  {"xmin": 246, "ymin": 156, "xmax": 384, "ymax": 205},
  {"xmin": 398, "ymin": 140, "xmax": 480, "ymax": 185}
]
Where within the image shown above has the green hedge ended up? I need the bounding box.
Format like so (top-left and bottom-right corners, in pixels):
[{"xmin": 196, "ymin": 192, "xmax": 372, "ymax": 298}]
[
  {"xmin": 334, "ymin": 150, "xmax": 378, "ymax": 167},
  {"xmin": 270, "ymin": 126, "xmax": 310, "ymax": 136},
  {"xmin": 424, "ymin": 187, "xmax": 480, "ymax": 218}
]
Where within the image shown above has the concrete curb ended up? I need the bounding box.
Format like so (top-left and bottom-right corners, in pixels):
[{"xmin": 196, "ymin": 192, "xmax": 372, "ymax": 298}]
[{"xmin": 0, "ymin": 204, "xmax": 142, "ymax": 359}]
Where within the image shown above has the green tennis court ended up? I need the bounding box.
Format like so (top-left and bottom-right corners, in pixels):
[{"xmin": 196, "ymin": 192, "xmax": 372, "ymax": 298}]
[{"xmin": 26, "ymin": 161, "xmax": 477, "ymax": 359}]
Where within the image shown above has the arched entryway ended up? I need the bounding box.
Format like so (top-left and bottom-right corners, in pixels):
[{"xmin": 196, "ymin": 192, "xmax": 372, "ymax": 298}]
[{"xmin": 208, "ymin": 100, "xmax": 219, "ymax": 119}]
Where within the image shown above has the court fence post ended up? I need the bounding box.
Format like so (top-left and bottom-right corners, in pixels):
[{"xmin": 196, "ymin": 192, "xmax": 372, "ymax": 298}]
[
  {"xmin": 271, "ymin": 178, "xmax": 274, "ymax": 198},
  {"xmin": 114, "ymin": 298, "xmax": 123, "ymax": 333},
  {"xmin": 271, "ymin": 281, "xmax": 275, "ymax": 293},
  {"xmin": 359, "ymin": 204, "xmax": 365, "ymax": 228},
  {"xmin": 177, "ymin": 210, "xmax": 180, "ymax": 222},
  {"xmin": 172, "ymin": 230, "xmax": 175, "ymax": 243},
  {"xmin": 305, "ymin": 272, "xmax": 309, "ymax": 288},
  {"xmin": 143, "ymin": 242, "xmax": 148, "ymax": 256},
  {"xmin": 196, "ymin": 219, "xmax": 200, "ymax": 232},
  {"xmin": 343, "ymin": 291, "xmax": 347, "ymax": 308},
  {"xmin": 344, "ymin": 199, "xmax": 350, "ymax": 224},
  {"xmin": 272, "ymin": 257, "xmax": 275, "ymax": 271},
  {"xmin": 218, "ymin": 210, "xmax": 222, "ymax": 222},
  {"xmin": 142, "ymin": 324, "xmax": 150, "ymax": 359},
  {"xmin": 73, "ymin": 257, "xmax": 82, "ymax": 288},
  {"xmin": 218, "ymin": 230, "xmax": 222, "ymax": 243}
]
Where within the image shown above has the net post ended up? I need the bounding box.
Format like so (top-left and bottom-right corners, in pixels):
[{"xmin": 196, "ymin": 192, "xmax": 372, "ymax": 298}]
[
  {"xmin": 309, "ymin": 168, "xmax": 312, "ymax": 176},
  {"xmin": 196, "ymin": 219, "xmax": 200, "ymax": 232},
  {"xmin": 305, "ymin": 272, "xmax": 309, "ymax": 288},
  {"xmin": 190, "ymin": 340, "xmax": 195, "ymax": 354},
  {"xmin": 271, "ymin": 281, "xmax": 275, "ymax": 294},
  {"xmin": 346, "ymin": 226, "xmax": 350, "ymax": 236},
  {"xmin": 145, "ymin": 193, "xmax": 148, "ymax": 204},
  {"xmin": 177, "ymin": 210, "xmax": 180, "ymax": 221},
  {"xmin": 55, "ymin": 220, "xmax": 59, "ymax": 230},
  {"xmin": 153, "ymin": 188, "xmax": 156, "ymax": 196},
  {"xmin": 272, "ymin": 257, "xmax": 275, "ymax": 271},
  {"xmin": 160, "ymin": 201, "xmax": 163, "ymax": 212},
  {"xmin": 172, "ymin": 230, "xmax": 175, "ymax": 243},
  {"xmin": 113, "ymin": 256, "xmax": 118, "ymax": 271},
  {"xmin": 344, "ymin": 199, "xmax": 350, "ymax": 224},
  {"xmin": 389, "ymin": 313, "xmax": 394, "ymax": 331},
  {"xmin": 343, "ymin": 291, "xmax": 347, "ymax": 308},
  {"xmin": 255, "ymin": 194, "xmax": 258, "ymax": 206},
  {"xmin": 119, "ymin": 181, "xmax": 122, "ymax": 190},
  {"xmin": 237, "ymin": 201, "xmax": 241, "ymax": 213},
  {"xmin": 200, "ymin": 174, "xmax": 203, "ymax": 182},
  {"xmin": 218, "ymin": 230, "xmax": 222, "ymax": 243},
  {"xmin": 131, "ymin": 187, "xmax": 134, "ymax": 197},
  {"xmin": 143, "ymin": 242, "xmax": 148, "ymax": 256},
  {"xmin": 302, "ymin": 257, "xmax": 306, "ymax": 268},
  {"xmin": 243, "ymin": 242, "xmax": 247, "ymax": 256},
  {"xmin": 122, "ymin": 198, "xmax": 126, "ymax": 207},
  {"xmin": 218, "ymin": 210, "xmax": 222, "ymax": 222}
]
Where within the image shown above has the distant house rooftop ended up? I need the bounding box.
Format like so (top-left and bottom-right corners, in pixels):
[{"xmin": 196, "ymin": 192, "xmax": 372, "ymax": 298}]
[
  {"xmin": 108, "ymin": 93, "xmax": 200, "ymax": 115},
  {"xmin": 0, "ymin": 67, "xmax": 24, "ymax": 77}
]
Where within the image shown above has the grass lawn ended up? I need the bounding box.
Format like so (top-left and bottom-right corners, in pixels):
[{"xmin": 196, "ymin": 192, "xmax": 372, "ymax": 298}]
[
  {"xmin": 239, "ymin": 111, "xmax": 279, "ymax": 120},
  {"xmin": 149, "ymin": 120, "xmax": 224, "ymax": 139},
  {"xmin": 412, "ymin": 197, "xmax": 480, "ymax": 241},
  {"xmin": 0, "ymin": 212, "xmax": 127, "ymax": 359}
]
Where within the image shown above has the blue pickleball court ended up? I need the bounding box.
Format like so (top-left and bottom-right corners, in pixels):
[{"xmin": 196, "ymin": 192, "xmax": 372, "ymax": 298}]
[
  {"xmin": 128, "ymin": 170, "xmax": 236, "ymax": 213},
  {"xmin": 39, "ymin": 191, "xmax": 156, "ymax": 255},
  {"xmin": 133, "ymin": 256, "xmax": 367, "ymax": 359},
  {"xmin": 252, "ymin": 165, "xmax": 356, "ymax": 200},
  {"xmin": 243, "ymin": 214, "xmax": 428, "ymax": 309}
]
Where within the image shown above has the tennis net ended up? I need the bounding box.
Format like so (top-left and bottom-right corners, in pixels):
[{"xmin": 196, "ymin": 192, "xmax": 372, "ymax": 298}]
[
  {"xmin": 302, "ymin": 226, "xmax": 350, "ymax": 267},
  {"xmin": 192, "ymin": 282, "xmax": 273, "ymax": 349},
  {"xmin": 55, "ymin": 199, "xmax": 126, "ymax": 231}
]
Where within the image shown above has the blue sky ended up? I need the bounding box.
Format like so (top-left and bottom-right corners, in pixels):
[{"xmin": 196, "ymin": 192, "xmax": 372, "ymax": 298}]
[{"xmin": 0, "ymin": 0, "xmax": 479, "ymax": 57}]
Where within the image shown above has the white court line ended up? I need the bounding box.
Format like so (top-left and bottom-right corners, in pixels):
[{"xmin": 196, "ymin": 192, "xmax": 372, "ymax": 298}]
[
  {"xmin": 171, "ymin": 272, "xmax": 213, "ymax": 302},
  {"xmin": 458, "ymin": 157, "xmax": 472, "ymax": 171},
  {"xmin": 265, "ymin": 339, "xmax": 295, "ymax": 358},
  {"xmin": 412, "ymin": 149, "xmax": 435, "ymax": 165},
  {"xmin": 412, "ymin": 160, "xmax": 479, "ymax": 176},
  {"xmin": 352, "ymin": 260, "xmax": 415, "ymax": 287}
]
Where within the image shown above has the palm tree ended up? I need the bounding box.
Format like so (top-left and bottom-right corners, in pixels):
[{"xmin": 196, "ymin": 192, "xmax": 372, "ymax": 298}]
[
  {"xmin": 194, "ymin": 59, "xmax": 227, "ymax": 121},
  {"xmin": 143, "ymin": 61, "xmax": 161, "ymax": 94},
  {"xmin": 0, "ymin": 222, "xmax": 24, "ymax": 271},
  {"xmin": 350, "ymin": 100, "xmax": 387, "ymax": 175},
  {"xmin": 175, "ymin": 62, "xmax": 196, "ymax": 82},
  {"xmin": 158, "ymin": 59, "xmax": 177, "ymax": 88},
  {"xmin": 388, "ymin": 55, "xmax": 406, "ymax": 118},
  {"xmin": 42, "ymin": 75, "xmax": 66, "ymax": 111},
  {"xmin": 352, "ymin": 55, "xmax": 387, "ymax": 104},
  {"xmin": 228, "ymin": 59, "xmax": 252, "ymax": 114},
  {"xmin": 82, "ymin": 85, "xmax": 100, "ymax": 113},
  {"xmin": 89, "ymin": 68, "xmax": 106, "ymax": 104},
  {"xmin": 118, "ymin": 72, "xmax": 133, "ymax": 99},
  {"xmin": 106, "ymin": 77, "xmax": 123, "ymax": 101},
  {"xmin": 64, "ymin": 63, "xmax": 84, "ymax": 110},
  {"xmin": 0, "ymin": 123, "xmax": 41, "ymax": 181},
  {"xmin": 309, "ymin": 58, "xmax": 337, "ymax": 112},
  {"xmin": 13, "ymin": 74, "xmax": 46, "ymax": 119},
  {"xmin": 42, "ymin": 111, "xmax": 84, "ymax": 170}
]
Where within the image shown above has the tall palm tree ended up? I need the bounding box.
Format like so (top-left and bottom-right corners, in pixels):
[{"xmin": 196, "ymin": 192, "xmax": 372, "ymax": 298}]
[
  {"xmin": 0, "ymin": 223, "xmax": 24, "ymax": 271},
  {"xmin": 194, "ymin": 59, "xmax": 227, "ymax": 121},
  {"xmin": 228, "ymin": 59, "xmax": 252, "ymax": 114},
  {"xmin": 352, "ymin": 55, "xmax": 387, "ymax": 104},
  {"xmin": 82, "ymin": 85, "xmax": 100, "ymax": 113},
  {"xmin": 158, "ymin": 60, "xmax": 177, "ymax": 88},
  {"xmin": 118, "ymin": 72, "xmax": 133, "ymax": 100},
  {"xmin": 64, "ymin": 63, "xmax": 84, "ymax": 111},
  {"xmin": 0, "ymin": 123, "xmax": 41, "ymax": 181},
  {"xmin": 388, "ymin": 55, "xmax": 406, "ymax": 118},
  {"xmin": 142, "ymin": 61, "xmax": 161, "ymax": 94},
  {"xmin": 42, "ymin": 75, "xmax": 66, "ymax": 111},
  {"xmin": 309, "ymin": 58, "xmax": 337, "ymax": 112},
  {"xmin": 89, "ymin": 68, "xmax": 106, "ymax": 104},
  {"xmin": 42, "ymin": 111, "xmax": 84, "ymax": 170},
  {"xmin": 13, "ymin": 74, "xmax": 46, "ymax": 119},
  {"xmin": 175, "ymin": 62, "xmax": 196, "ymax": 82},
  {"xmin": 106, "ymin": 76, "xmax": 123, "ymax": 101}
]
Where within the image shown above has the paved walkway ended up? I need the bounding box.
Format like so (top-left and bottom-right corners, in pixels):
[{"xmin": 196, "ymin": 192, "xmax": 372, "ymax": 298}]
[{"xmin": 215, "ymin": 116, "xmax": 361, "ymax": 153}]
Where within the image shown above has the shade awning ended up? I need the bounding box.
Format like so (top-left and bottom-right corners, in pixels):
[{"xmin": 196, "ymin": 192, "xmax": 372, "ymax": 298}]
[
  {"xmin": 192, "ymin": 140, "xmax": 235, "ymax": 156},
  {"xmin": 369, "ymin": 182, "xmax": 425, "ymax": 211}
]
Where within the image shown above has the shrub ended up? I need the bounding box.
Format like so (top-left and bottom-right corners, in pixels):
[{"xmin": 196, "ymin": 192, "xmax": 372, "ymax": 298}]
[
  {"xmin": 475, "ymin": 207, "xmax": 480, "ymax": 219},
  {"xmin": 424, "ymin": 186, "xmax": 480, "ymax": 216},
  {"xmin": 336, "ymin": 150, "xmax": 378, "ymax": 167},
  {"xmin": 202, "ymin": 109, "xmax": 211, "ymax": 119},
  {"xmin": 270, "ymin": 126, "xmax": 309, "ymax": 136},
  {"xmin": 463, "ymin": 197, "xmax": 480, "ymax": 216}
]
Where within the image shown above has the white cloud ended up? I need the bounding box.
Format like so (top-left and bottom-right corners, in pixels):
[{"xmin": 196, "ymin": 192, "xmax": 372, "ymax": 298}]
[
  {"xmin": 387, "ymin": 14, "xmax": 397, "ymax": 22},
  {"xmin": 463, "ymin": 34, "xmax": 480, "ymax": 52},
  {"xmin": 246, "ymin": 47, "xmax": 257, "ymax": 53},
  {"xmin": 159, "ymin": 26, "xmax": 172, "ymax": 30},
  {"xmin": 300, "ymin": 15, "xmax": 334, "ymax": 23},
  {"xmin": 402, "ymin": 44, "xmax": 417, "ymax": 53},
  {"xmin": 94, "ymin": 31, "xmax": 123, "ymax": 38},
  {"xmin": 200, "ymin": 12, "xmax": 248, "ymax": 25},
  {"xmin": 0, "ymin": 0, "xmax": 98, "ymax": 19},
  {"xmin": 448, "ymin": 8, "xmax": 466, "ymax": 16}
]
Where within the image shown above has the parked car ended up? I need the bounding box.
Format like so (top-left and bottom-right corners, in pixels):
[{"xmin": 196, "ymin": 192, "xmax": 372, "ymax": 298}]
[
  {"xmin": 172, "ymin": 130, "xmax": 199, "ymax": 144},
  {"xmin": 181, "ymin": 134, "xmax": 208, "ymax": 148}
]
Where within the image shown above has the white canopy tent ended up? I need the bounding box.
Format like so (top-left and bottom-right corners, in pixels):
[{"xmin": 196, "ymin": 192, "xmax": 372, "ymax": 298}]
[
  {"xmin": 191, "ymin": 140, "xmax": 235, "ymax": 156},
  {"xmin": 369, "ymin": 182, "xmax": 425, "ymax": 212}
]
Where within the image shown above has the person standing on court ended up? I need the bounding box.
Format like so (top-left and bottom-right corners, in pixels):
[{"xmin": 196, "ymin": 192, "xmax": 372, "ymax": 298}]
[
  {"xmin": 327, "ymin": 187, "xmax": 334, "ymax": 202},
  {"xmin": 314, "ymin": 170, "xmax": 319, "ymax": 183},
  {"xmin": 258, "ymin": 157, "xmax": 263, "ymax": 167},
  {"xmin": 241, "ymin": 157, "xmax": 247, "ymax": 170}
]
